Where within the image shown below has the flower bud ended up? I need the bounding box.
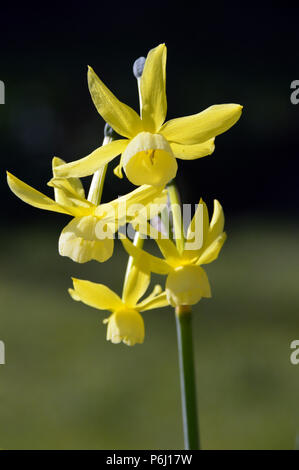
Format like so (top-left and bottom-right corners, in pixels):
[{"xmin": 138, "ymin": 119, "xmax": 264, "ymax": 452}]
[
  {"xmin": 104, "ymin": 122, "xmax": 115, "ymax": 138},
  {"xmin": 133, "ymin": 57, "xmax": 146, "ymax": 79}
]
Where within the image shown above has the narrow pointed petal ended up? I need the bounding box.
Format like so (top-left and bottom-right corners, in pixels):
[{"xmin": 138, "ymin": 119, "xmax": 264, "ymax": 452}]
[
  {"xmin": 120, "ymin": 236, "xmax": 171, "ymax": 275},
  {"xmin": 48, "ymin": 178, "xmax": 95, "ymax": 217},
  {"xmin": 156, "ymin": 239, "xmax": 181, "ymax": 267},
  {"xmin": 88, "ymin": 66, "xmax": 143, "ymax": 138},
  {"xmin": 138, "ymin": 291, "xmax": 169, "ymax": 312},
  {"xmin": 129, "ymin": 192, "xmax": 168, "ymax": 234},
  {"xmin": 138, "ymin": 284, "xmax": 162, "ymax": 304},
  {"xmin": 100, "ymin": 184, "xmax": 166, "ymax": 225},
  {"xmin": 160, "ymin": 104, "xmax": 243, "ymax": 145},
  {"xmin": 140, "ymin": 44, "xmax": 167, "ymax": 132},
  {"xmin": 71, "ymin": 278, "xmax": 123, "ymax": 311},
  {"xmin": 184, "ymin": 199, "xmax": 209, "ymax": 255},
  {"xmin": 113, "ymin": 161, "xmax": 123, "ymax": 179},
  {"xmin": 54, "ymin": 140, "xmax": 128, "ymax": 178},
  {"xmin": 48, "ymin": 177, "xmax": 91, "ymax": 204},
  {"xmin": 171, "ymin": 138, "xmax": 215, "ymax": 160},
  {"xmin": 122, "ymin": 264, "xmax": 150, "ymax": 306},
  {"xmin": 196, "ymin": 233, "xmax": 227, "ymax": 265},
  {"xmin": 7, "ymin": 172, "xmax": 72, "ymax": 215},
  {"xmin": 206, "ymin": 200, "xmax": 225, "ymax": 246},
  {"xmin": 52, "ymin": 157, "xmax": 85, "ymax": 201}
]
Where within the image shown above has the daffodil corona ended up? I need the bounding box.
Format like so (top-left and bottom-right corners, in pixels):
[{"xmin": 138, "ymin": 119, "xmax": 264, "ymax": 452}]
[
  {"xmin": 121, "ymin": 199, "xmax": 226, "ymax": 307},
  {"xmin": 54, "ymin": 44, "xmax": 242, "ymax": 187}
]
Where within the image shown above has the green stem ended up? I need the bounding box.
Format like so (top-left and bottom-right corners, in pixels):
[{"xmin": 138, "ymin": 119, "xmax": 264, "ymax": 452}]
[
  {"xmin": 168, "ymin": 181, "xmax": 199, "ymax": 450},
  {"xmin": 87, "ymin": 136, "xmax": 111, "ymax": 205},
  {"xmin": 124, "ymin": 231, "xmax": 144, "ymax": 287},
  {"xmin": 175, "ymin": 306, "xmax": 199, "ymax": 450}
]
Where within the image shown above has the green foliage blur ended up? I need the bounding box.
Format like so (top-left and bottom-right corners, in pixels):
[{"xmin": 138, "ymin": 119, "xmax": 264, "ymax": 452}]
[{"xmin": 0, "ymin": 218, "xmax": 298, "ymax": 450}]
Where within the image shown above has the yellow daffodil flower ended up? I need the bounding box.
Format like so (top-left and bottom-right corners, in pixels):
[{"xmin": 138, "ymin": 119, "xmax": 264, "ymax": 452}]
[
  {"xmin": 120, "ymin": 199, "xmax": 226, "ymax": 307},
  {"xmin": 7, "ymin": 158, "xmax": 167, "ymax": 263},
  {"xmin": 54, "ymin": 44, "xmax": 243, "ymax": 187},
  {"xmin": 69, "ymin": 263, "xmax": 169, "ymax": 346}
]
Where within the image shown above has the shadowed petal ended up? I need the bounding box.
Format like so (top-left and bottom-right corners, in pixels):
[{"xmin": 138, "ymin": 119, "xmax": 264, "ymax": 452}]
[
  {"xmin": 88, "ymin": 66, "xmax": 143, "ymax": 138},
  {"xmin": 54, "ymin": 140, "xmax": 128, "ymax": 178}
]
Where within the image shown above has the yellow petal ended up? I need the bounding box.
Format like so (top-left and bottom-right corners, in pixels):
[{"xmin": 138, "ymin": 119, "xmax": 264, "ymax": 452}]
[
  {"xmin": 59, "ymin": 216, "xmax": 114, "ymax": 263},
  {"xmin": 138, "ymin": 283, "xmax": 162, "ymax": 304},
  {"xmin": 171, "ymin": 138, "xmax": 215, "ymax": 160},
  {"xmin": 140, "ymin": 44, "xmax": 167, "ymax": 133},
  {"xmin": 88, "ymin": 66, "xmax": 143, "ymax": 138},
  {"xmin": 206, "ymin": 200, "xmax": 225, "ymax": 246},
  {"xmin": 122, "ymin": 132, "xmax": 177, "ymax": 186},
  {"xmin": 52, "ymin": 157, "xmax": 85, "ymax": 202},
  {"xmin": 138, "ymin": 291, "xmax": 169, "ymax": 312},
  {"xmin": 54, "ymin": 139, "xmax": 128, "ymax": 178},
  {"xmin": 160, "ymin": 104, "xmax": 243, "ymax": 145},
  {"xmin": 196, "ymin": 233, "xmax": 227, "ymax": 265},
  {"xmin": 113, "ymin": 162, "xmax": 123, "ymax": 179},
  {"xmin": 184, "ymin": 198, "xmax": 209, "ymax": 256},
  {"xmin": 7, "ymin": 172, "xmax": 72, "ymax": 215},
  {"xmin": 156, "ymin": 239, "xmax": 181, "ymax": 267},
  {"xmin": 48, "ymin": 177, "xmax": 94, "ymax": 217},
  {"xmin": 126, "ymin": 190, "xmax": 168, "ymax": 231},
  {"xmin": 101, "ymin": 184, "xmax": 166, "ymax": 227},
  {"xmin": 71, "ymin": 278, "xmax": 123, "ymax": 311},
  {"xmin": 68, "ymin": 288, "xmax": 81, "ymax": 301},
  {"xmin": 129, "ymin": 197, "xmax": 167, "ymax": 235},
  {"xmin": 120, "ymin": 236, "xmax": 171, "ymax": 275},
  {"xmin": 105, "ymin": 309, "xmax": 144, "ymax": 346},
  {"xmin": 116, "ymin": 183, "xmax": 166, "ymax": 213},
  {"xmin": 166, "ymin": 265, "xmax": 211, "ymax": 307},
  {"xmin": 122, "ymin": 264, "xmax": 150, "ymax": 307}
]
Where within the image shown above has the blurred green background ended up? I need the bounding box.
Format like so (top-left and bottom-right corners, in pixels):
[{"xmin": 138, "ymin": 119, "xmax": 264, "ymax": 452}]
[
  {"xmin": 0, "ymin": 218, "xmax": 298, "ymax": 449},
  {"xmin": 1, "ymin": 4, "xmax": 299, "ymax": 450}
]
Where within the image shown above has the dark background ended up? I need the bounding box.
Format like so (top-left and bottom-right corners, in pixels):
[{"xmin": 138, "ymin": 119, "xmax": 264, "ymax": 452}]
[
  {"xmin": 1, "ymin": 4, "xmax": 298, "ymax": 220},
  {"xmin": 1, "ymin": 4, "xmax": 299, "ymax": 450}
]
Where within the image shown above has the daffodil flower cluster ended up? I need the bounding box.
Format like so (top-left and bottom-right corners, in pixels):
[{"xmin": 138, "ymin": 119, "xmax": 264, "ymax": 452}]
[{"xmin": 7, "ymin": 43, "xmax": 242, "ymax": 346}]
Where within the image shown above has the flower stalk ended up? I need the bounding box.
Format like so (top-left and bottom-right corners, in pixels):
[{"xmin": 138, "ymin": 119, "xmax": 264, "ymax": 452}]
[
  {"xmin": 168, "ymin": 181, "xmax": 199, "ymax": 450},
  {"xmin": 175, "ymin": 306, "xmax": 199, "ymax": 450},
  {"xmin": 87, "ymin": 131, "xmax": 112, "ymax": 205}
]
